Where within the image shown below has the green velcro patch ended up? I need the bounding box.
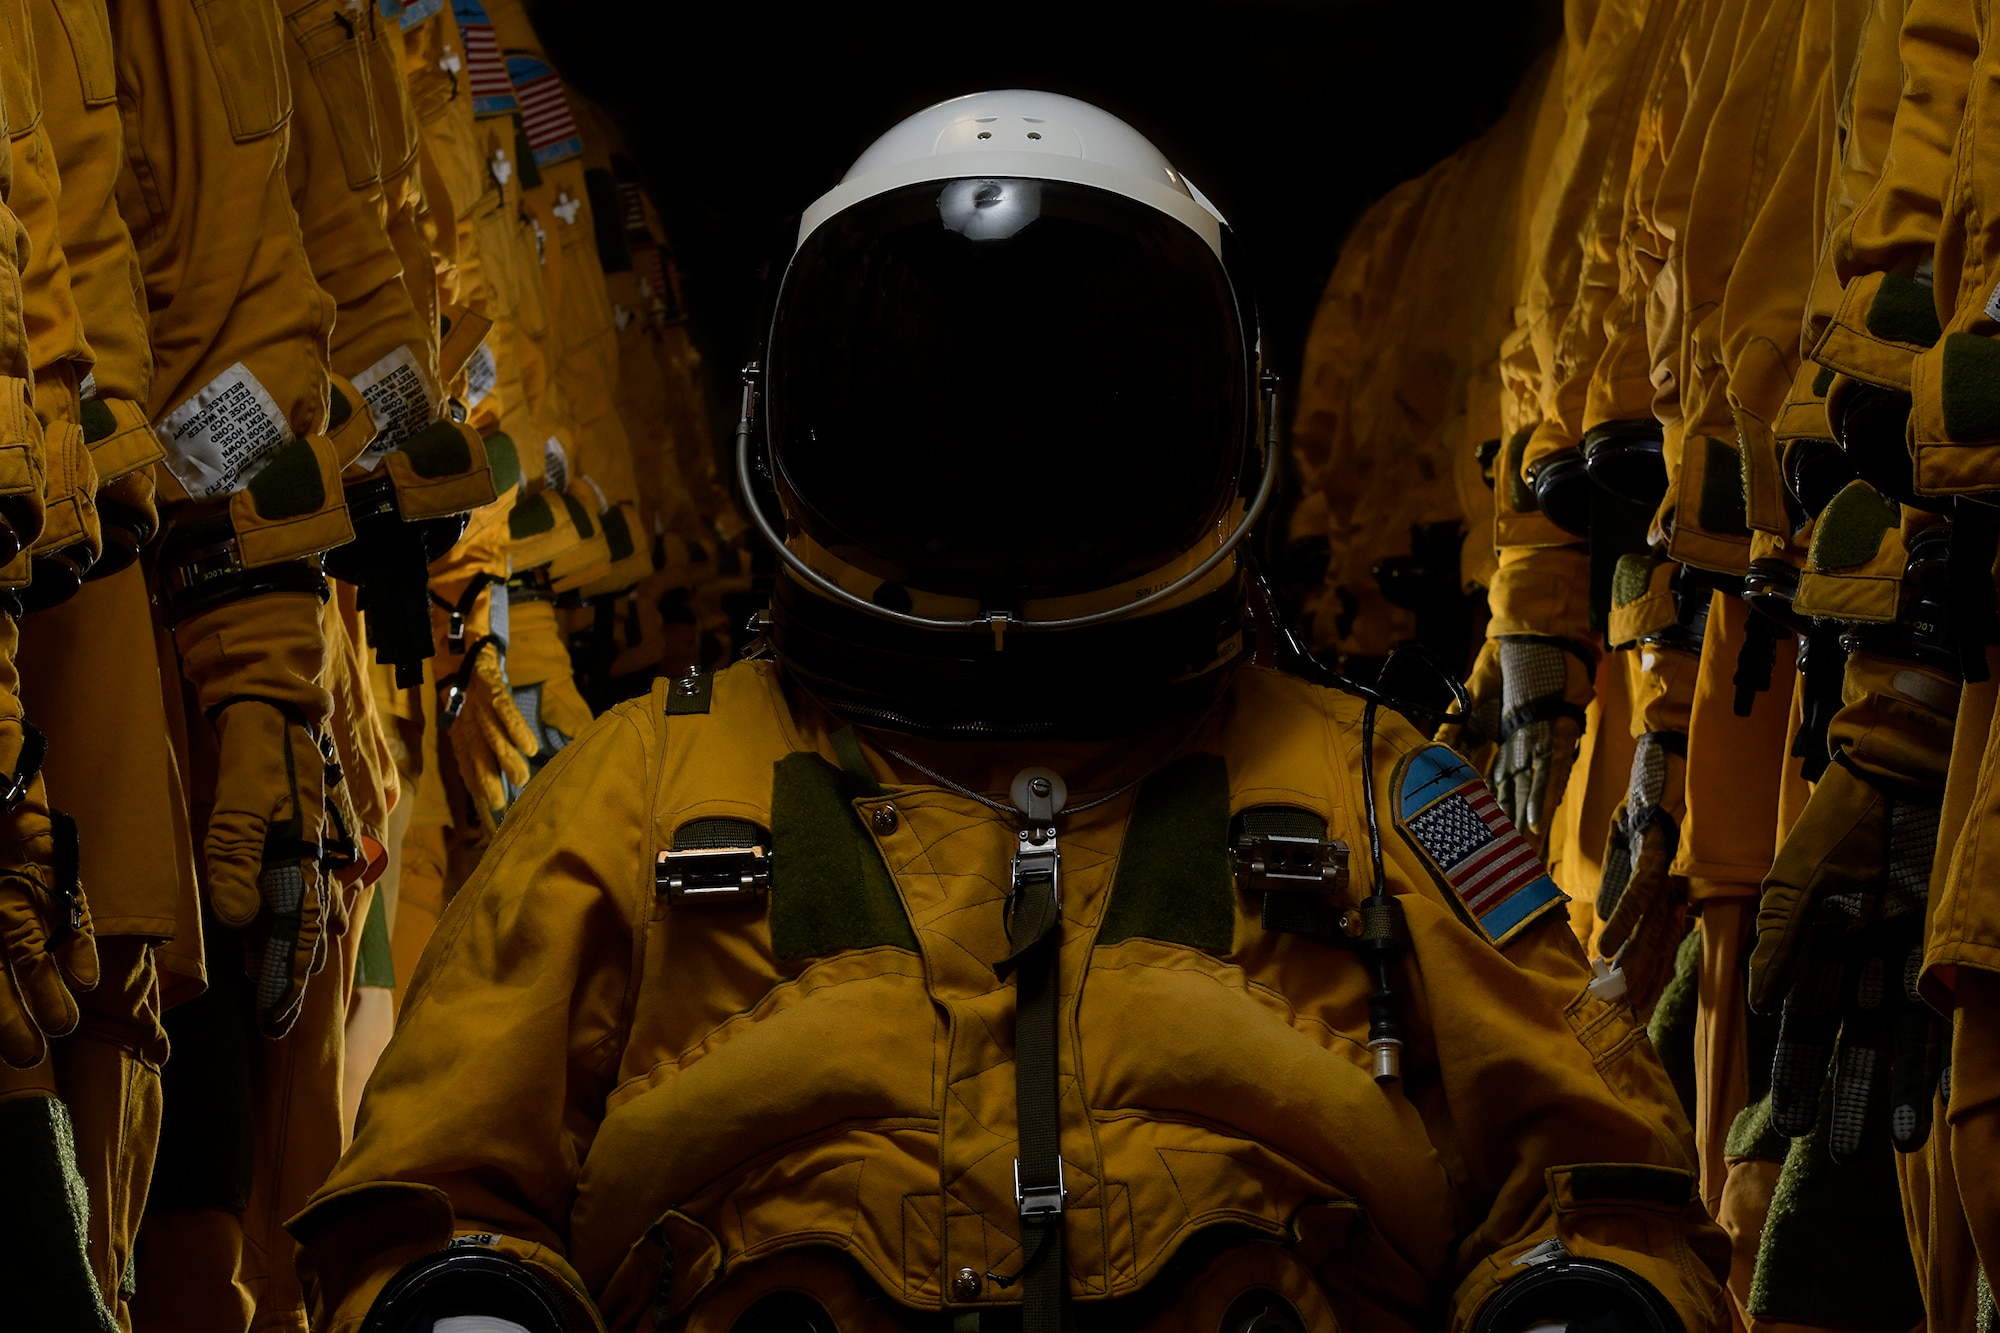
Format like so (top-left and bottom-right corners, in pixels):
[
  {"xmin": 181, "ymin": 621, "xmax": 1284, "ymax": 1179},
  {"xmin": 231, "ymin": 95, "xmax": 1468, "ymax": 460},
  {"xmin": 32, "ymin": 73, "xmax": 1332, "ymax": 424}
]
[
  {"xmin": 1505, "ymin": 428, "xmax": 1537, "ymax": 514},
  {"xmin": 508, "ymin": 491, "xmax": 555, "ymax": 538},
  {"xmin": 1696, "ymin": 436, "xmax": 1749, "ymax": 536},
  {"xmin": 663, "ymin": 670, "xmax": 712, "ymax": 715},
  {"xmin": 483, "ymin": 432, "xmax": 521, "ymax": 492},
  {"xmin": 1864, "ymin": 272, "xmax": 1943, "ymax": 348},
  {"xmin": 399, "ymin": 419, "xmax": 474, "ymax": 479},
  {"xmin": 1098, "ymin": 754, "xmax": 1235, "ymax": 951},
  {"xmin": 1563, "ymin": 1163, "xmax": 1694, "ymax": 1207},
  {"xmin": 1808, "ymin": 481, "xmax": 1899, "ymax": 571},
  {"xmin": 328, "ymin": 383, "xmax": 353, "ymax": 431},
  {"xmin": 1724, "ymin": 1093, "xmax": 1788, "ymax": 1164},
  {"xmin": 246, "ymin": 437, "xmax": 326, "ymax": 519},
  {"xmin": 586, "ymin": 167, "xmax": 631, "ymax": 274},
  {"xmin": 1941, "ymin": 332, "xmax": 2000, "ymax": 442},
  {"xmin": 561, "ymin": 489, "xmax": 596, "ymax": 539},
  {"xmin": 511, "ymin": 116, "xmax": 543, "ymax": 192},
  {"xmin": 1811, "ymin": 365, "xmax": 1835, "ymax": 398},
  {"xmin": 768, "ymin": 753, "xmax": 918, "ymax": 962},
  {"xmin": 602, "ymin": 504, "xmax": 635, "ymax": 562},
  {"xmin": 79, "ymin": 397, "xmax": 115, "ymax": 445},
  {"xmin": 1611, "ymin": 553, "xmax": 1656, "ymax": 609},
  {"xmin": 1748, "ymin": 1082, "xmax": 1923, "ymax": 1329},
  {"xmin": 1646, "ymin": 922, "xmax": 1702, "ymax": 1122},
  {"xmin": 0, "ymin": 1096, "xmax": 116, "ymax": 1331}
]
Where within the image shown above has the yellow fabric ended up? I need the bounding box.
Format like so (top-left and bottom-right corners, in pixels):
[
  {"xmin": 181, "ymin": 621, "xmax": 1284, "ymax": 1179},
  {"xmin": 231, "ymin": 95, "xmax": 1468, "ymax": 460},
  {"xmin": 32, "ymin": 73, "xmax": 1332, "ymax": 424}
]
[
  {"xmin": 282, "ymin": 0, "xmax": 492, "ymax": 523},
  {"xmin": 0, "ymin": 0, "xmax": 94, "ymax": 571},
  {"xmin": 114, "ymin": 0, "xmax": 361, "ymax": 566},
  {"xmin": 1296, "ymin": 61, "xmax": 1557, "ymax": 663},
  {"xmin": 295, "ymin": 661, "xmax": 1726, "ymax": 1333},
  {"xmin": 1945, "ymin": 970, "xmax": 2000, "ymax": 1308},
  {"xmin": 1905, "ymin": 0, "xmax": 2000, "ymax": 492},
  {"xmin": 1520, "ymin": 0, "xmax": 1678, "ymax": 486},
  {"xmin": 16, "ymin": 561, "xmax": 196, "ymax": 944},
  {"xmin": 1672, "ymin": 594, "xmax": 1796, "ymax": 895}
]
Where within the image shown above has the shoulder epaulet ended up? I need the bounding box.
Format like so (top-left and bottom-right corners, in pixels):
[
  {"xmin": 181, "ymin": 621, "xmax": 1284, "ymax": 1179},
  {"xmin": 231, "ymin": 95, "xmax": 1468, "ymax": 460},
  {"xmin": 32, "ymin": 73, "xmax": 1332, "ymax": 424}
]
[
  {"xmin": 664, "ymin": 669, "xmax": 712, "ymax": 716},
  {"xmin": 1390, "ymin": 744, "xmax": 1565, "ymax": 948}
]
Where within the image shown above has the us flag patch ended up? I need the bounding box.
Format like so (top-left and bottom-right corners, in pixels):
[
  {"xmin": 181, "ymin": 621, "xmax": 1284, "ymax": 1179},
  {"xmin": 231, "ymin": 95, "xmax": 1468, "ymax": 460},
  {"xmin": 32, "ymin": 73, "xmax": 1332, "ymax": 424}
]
[
  {"xmin": 506, "ymin": 56, "xmax": 584, "ymax": 167},
  {"xmin": 1393, "ymin": 745, "xmax": 1565, "ymax": 947},
  {"xmin": 452, "ymin": 0, "xmax": 516, "ymax": 117}
]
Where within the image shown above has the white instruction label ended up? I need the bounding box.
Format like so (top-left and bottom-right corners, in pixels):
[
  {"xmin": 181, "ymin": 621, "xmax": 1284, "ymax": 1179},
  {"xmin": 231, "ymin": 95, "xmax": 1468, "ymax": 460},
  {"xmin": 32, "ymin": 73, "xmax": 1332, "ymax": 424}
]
[
  {"xmin": 353, "ymin": 344, "xmax": 438, "ymax": 456},
  {"xmin": 1984, "ymin": 276, "xmax": 2000, "ymax": 326},
  {"xmin": 157, "ymin": 362, "xmax": 290, "ymax": 498},
  {"xmin": 464, "ymin": 341, "xmax": 497, "ymax": 409}
]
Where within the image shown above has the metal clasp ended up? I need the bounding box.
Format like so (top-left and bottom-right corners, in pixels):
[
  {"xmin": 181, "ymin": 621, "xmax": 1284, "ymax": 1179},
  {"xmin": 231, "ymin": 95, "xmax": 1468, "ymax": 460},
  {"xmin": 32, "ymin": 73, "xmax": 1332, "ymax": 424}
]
[
  {"xmin": 1011, "ymin": 827, "xmax": 1061, "ymax": 913},
  {"xmin": 1231, "ymin": 832, "xmax": 1349, "ymax": 897},
  {"xmin": 656, "ymin": 844, "xmax": 771, "ymax": 908},
  {"xmin": 1014, "ymin": 1157, "xmax": 1066, "ymax": 1219}
]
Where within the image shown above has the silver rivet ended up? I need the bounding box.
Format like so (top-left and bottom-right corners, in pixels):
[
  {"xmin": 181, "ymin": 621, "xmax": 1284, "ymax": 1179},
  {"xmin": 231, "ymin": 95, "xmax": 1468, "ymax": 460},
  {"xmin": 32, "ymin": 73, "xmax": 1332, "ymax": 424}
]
[
  {"xmin": 872, "ymin": 805, "xmax": 899, "ymax": 835},
  {"xmin": 952, "ymin": 1267, "xmax": 982, "ymax": 1300}
]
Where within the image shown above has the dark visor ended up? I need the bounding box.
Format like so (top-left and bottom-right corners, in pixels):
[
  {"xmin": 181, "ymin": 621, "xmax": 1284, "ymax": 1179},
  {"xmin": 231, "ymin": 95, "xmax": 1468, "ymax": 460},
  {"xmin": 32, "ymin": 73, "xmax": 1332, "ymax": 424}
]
[{"xmin": 766, "ymin": 177, "xmax": 1250, "ymax": 602}]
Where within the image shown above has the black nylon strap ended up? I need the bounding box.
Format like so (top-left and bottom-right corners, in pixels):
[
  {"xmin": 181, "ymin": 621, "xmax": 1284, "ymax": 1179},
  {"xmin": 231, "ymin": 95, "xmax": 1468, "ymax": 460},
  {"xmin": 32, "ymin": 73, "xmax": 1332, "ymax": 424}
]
[
  {"xmin": 1003, "ymin": 841, "xmax": 1065, "ymax": 1333},
  {"xmin": 1495, "ymin": 697, "xmax": 1587, "ymax": 744}
]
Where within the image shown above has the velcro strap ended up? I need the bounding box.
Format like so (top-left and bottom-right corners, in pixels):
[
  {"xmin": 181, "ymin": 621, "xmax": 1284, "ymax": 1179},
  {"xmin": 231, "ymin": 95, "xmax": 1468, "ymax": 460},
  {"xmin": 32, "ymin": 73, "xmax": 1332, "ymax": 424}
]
[{"xmin": 1496, "ymin": 698, "xmax": 1588, "ymax": 743}]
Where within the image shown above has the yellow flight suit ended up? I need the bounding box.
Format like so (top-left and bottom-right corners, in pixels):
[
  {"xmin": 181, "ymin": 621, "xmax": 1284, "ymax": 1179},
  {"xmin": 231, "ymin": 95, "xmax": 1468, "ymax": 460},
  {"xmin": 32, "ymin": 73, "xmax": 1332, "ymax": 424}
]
[
  {"xmin": 108, "ymin": 0, "xmax": 381, "ymax": 1326},
  {"xmin": 0, "ymin": 10, "xmax": 123, "ymax": 1331},
  {"xmin": 293, "ymin": 659, "xmax": 1730, "ymax": 1333},
  {"xmin": 1299, "ymin": 62, "xmax": 1554, "ymax": 689},
  {"xmin": 1292, "ymin": 172, "xmax": 1438, "ymax": 661},
  {"xmin": 0, "ymin": 2, "xmax": 201, "ymax": 1328},
  {"xmin": 1885, "ymin": 0, "xmax": 2000, "ymax": 1307}
]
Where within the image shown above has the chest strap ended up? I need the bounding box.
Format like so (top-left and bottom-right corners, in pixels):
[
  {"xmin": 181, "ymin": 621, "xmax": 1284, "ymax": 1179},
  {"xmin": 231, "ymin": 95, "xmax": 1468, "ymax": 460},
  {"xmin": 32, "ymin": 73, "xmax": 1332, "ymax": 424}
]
[{"xmin": 997, "ymin": 819, "xmax": 1065, "ymax": 1333}]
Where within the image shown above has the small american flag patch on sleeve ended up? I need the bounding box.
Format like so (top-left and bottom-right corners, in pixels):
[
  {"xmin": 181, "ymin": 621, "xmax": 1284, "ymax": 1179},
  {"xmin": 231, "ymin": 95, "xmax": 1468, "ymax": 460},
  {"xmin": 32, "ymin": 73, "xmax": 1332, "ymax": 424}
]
[{"xmin": 1392, "ymin": 745, "xmax": 1566, "ymax": 947}]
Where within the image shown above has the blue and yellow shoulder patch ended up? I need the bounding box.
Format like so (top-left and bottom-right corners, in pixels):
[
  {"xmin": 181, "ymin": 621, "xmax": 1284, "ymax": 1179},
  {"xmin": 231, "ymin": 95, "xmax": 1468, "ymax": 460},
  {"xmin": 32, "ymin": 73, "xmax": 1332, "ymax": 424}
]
[
  {"xmin": 379, "ymin": 0, "xmax": 442, "ymax": 29},
  {"xmin": 1392, "ymin": 745, "xmax": 1566, "ymax": 948}
]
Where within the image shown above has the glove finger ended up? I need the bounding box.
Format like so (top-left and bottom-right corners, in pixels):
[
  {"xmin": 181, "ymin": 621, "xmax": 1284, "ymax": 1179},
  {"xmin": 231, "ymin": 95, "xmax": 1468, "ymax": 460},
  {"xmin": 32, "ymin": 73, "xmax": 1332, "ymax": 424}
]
[
  {"xmin": 0, "ymin": 899, "xmax": 80, "ymax": 1046},
  {"xmin": 475, "ymin": 653, "xmax": 540, "ymax": 758},
  {"xmin": 1888, "ymin": 997, "xmax": 1940, "ymax": 1154},
  {"xmin": 1525, "ymin": 752, "xmax": 1554, "ymax": 836},
  {"xmin": 1770, "ymin": 1004, "xmax": 1839, "ymax": 1139},
  {"xmin": 51, "ymin": 926, "xmax": 98, "ymax": 997},
  {"xmin": 447, "ymin": 721, "xmax": 510, "ymax": 834},
  {"xmin": 475, "ymin": 699, "xmax": 534, "ymax": 790},
  {"xmin": 0, "ymin": 974, "xmax": 47, "ymax": 1068},
  {"xmin": 204, "ymin": 808, "xmax": 270, "ymax": 928},
  {"xmin": 249, "ymin": 856, "xmax": 309, "ymax": 1036},
  {"xmin": 1830, "ymin": 1006, "xmax": 1889, "ymax": 1163}
]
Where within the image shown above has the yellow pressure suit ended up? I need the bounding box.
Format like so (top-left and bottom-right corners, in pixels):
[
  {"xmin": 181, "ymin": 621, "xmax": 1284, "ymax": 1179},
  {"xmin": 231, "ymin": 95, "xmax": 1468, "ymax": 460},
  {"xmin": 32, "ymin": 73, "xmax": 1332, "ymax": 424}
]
[{"xmin": 292, "ymin": 660, "xmax": 1729, "ymax": 1333}]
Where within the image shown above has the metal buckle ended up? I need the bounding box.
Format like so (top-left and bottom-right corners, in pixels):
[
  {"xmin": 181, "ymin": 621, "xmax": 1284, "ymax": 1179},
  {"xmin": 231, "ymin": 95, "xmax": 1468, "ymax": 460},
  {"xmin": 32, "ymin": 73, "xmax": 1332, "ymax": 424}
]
[
  {"xmin": 1231, "ymin": 832, "xmax": 1348, "ymax": 897},
  {"xmin": 1011, "ymin": 827, "xmax": 1060, "ymax": 912},
  {"xmin": 656, "ymin": 844, "xmax": 771, "ymax": 908},
  {"xmin": 161, "ymin": 536, "xmax": 246, "ymax": 603},
  {"xmin": 1014, "ymin": 1157, "xmax": 1065, "ymax": 1219}
]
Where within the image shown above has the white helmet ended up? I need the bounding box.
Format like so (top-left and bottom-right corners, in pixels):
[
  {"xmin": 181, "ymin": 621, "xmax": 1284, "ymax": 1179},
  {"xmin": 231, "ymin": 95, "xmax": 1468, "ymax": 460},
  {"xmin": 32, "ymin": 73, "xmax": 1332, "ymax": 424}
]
[{"xmin": 739, "ymin": 90, "xmax": 1272, "ymax": 736}]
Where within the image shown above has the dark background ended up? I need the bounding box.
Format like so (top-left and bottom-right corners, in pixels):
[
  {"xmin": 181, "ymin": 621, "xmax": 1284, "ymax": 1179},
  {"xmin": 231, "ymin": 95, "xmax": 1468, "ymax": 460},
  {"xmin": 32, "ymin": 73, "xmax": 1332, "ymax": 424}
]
[{"xmin": 528, "ymin": 0, "xmax": 1559, "ymax": 405}]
